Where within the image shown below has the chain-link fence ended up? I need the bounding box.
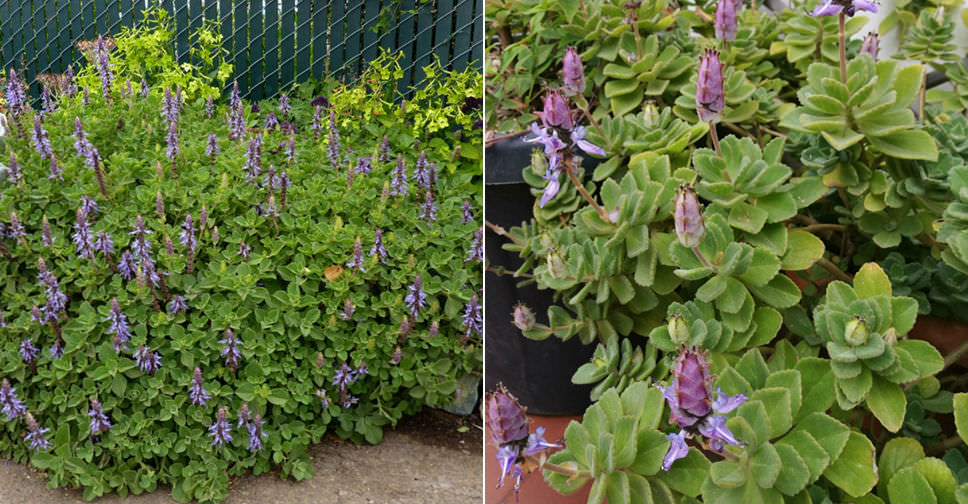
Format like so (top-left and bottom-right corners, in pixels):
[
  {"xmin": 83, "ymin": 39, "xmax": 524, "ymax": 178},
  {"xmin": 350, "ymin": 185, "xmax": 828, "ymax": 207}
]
[{"xmin": 0, "ymin": 0, "xmax": 482, "ymax": 99}]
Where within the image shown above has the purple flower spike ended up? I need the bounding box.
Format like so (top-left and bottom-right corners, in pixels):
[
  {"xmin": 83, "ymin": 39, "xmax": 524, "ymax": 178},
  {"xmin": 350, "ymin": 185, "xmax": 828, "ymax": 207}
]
[
  {"xmin": 229, "ymin": 100, "xmax": 246, "ymax": 141},
  {"xmin": 189, "ymin": 367, "xmax": 211, "ymax": 406},
  {"xmin": 168, "ymin": 295, "xmax": 188, "ymax": 315},
  {"xmin": 4, "ymin": 69, "xmax": 26, "ymax": 118},
  {"xmin": 117, "ymin": 251, "xmax": 136, "ymax": 280},
  {"xmin": 316, "ymin": 389, "xmax": 331, "ymax": 408},
  {"xmin": 341, "ymin": 299, "xmax": 355, "ymax": 320},
  {"xmin": 715, "ymin": 0, "xmax": 738, "ymax": 42},
  {"xmin": 247, "ymin": 413, "xmax": 266, "ymax": 452},
  {"xmin": 390, "ymin": 155, "xmax": 408, "ymax": 196},
  {"xmin": 860, "ymin": 32, "xmax": 879, "ymax": 60},
  {"xmin": 379, "ymin": 135, "xmax": 391, "ymax": 162},
  {"xmin": 42, "ymin": 216, "xmax": 54, "ymax": 248},
  {"xmin": 462, "ymin": 201, "xmax": 474, "ymax": 225},
  {"xmin": 312, "ymin": 105, "xmax": 324, "ymax": 140},
  {"xmin": 49, "ymin": 340, "xmax": 64, "ymax": 359},
  {"xmin": 328, "ymin": 111, "xmax": 342, "ymax": 168},
  {"xmin": 162, "ymin": 87, "xmax": 179, "ymax": 124},
  {"xmin": 264, "ymin": 112, "xmax": 279, "ymax": 130},
  {"xmin": 237, "ymin": 403, "xmax": 251, "ymax": 428},
  {"xmin": 208, "ymin": 407, "xmax": 233, "ymax": 448},
  {"xmin": 95, "ymin": 231, "xmax": 114, "ymax": 257},
  {"xmin": 662, "ymin": 431, "xmax": 690, "ymax": 471},
  {"xmin": 32, "ymin": 116, "xmax": 54, "ymax": 160},
  {"xmin": 346, "ymin": 237, "xmax": 366, "ymax": 272},
  {"xmin": 466, "ymin": 228, "xmax": 483, "ymax": 262},
  {"xmin": 697, "ymin": 49, "xmax": 725, "ymax": 123},
  {"xmin": 65, "ymin": 66, "xmax": 78, "ymax": 97},
  {"xmin": 134, "ymin": 346, "xmax": 162, "ymax": 376},
  {"xmin": 239, "ymin": 241, "xmax": 252, "ymax": 261},
  {"xmin": 166, "ymin": 121, "xmax": 179, "ymax": 162},
  {"xmin": 812, "ymin": 0, "xmax": 877, "ymax": 16},
  {"xmin": 405, "ymin": 274, "xmax": 427, "ymax": 319},
  {"xmin": 106, "ymin": 298, "xmax": 132, "ymax": 353},
  {"xmin": 73, "ymin": 208, "xmax": 96, "ymax": 260},
  {"xmin": 24, "ymin": 413, "xmax": 51, "ymax": 452},
  {"xmin": 414, "ymin": 151, "xmax": 432, "ymax": 190},
  {"xmin": 139, "ymin": 78, "xmax": 149, "ymax": 97},
  {"xmin": 244, "ymin": 135, "xmax": 263, "ymax": 183},
  {"xmin": 37, "ymin": 258, "xmax": 68, "ymax": 324},
  {"xmin": 48, "ymin": 154, "xmax": 63, "ymax": 181},
  {"xmin": 462, "ymin": 293, "xmax": 483, "ymax": 341},
  {"xmin": 205, "ymin": 95, "xmax": 214, "ymax": 118},
  {"xmin": 7, "ymin": 152, "xmax": 20, "ymax": 185},
  {"xmin": 40, "ymin": 85, "xmax": 56, "ymax": 115},
  {"xmin": 370, "ymin": 229, "xmax": 388, "ymax": 264},
  {"xmin": 95, "ymin": 36, "xmax": 114, "ymax": 98},
  {"xmin": 674, "ymin": 185, "xmax": 705, "ymax": 248},
  {"xmin": 80, "ymin": 195, "xmax": 99, "ymax": 217},
  {"xmin": 421, "ymin": 191, "xmax": 438, "ymax": 226},
  {"xmin": 219, "ymin": 329, "xmax": 241, "ymax": 372},
  {"xmin": 20, "ymin": 338, "xmax": 38, "ymax": 364},
  {"xmin": 487, "ymin": 385, "xmax": 560, "ymax": 490},
  {"xmin": 88, "ymin": 399, "xmax": 112, "ymax": 438},
  {"xmin": 8, "ymin": 212, "xmax": 25, "ymax": 244},
  {"xmin": 230, "ymin": 81, "xmax": 241, "ymax": 110},
  {"xmin": 278, "ymin": 94, "xmax": 290, "ymax": 116},
  {"xmin": 355, "ymin": 156, "xmax": 372, "ymax": 176},
  {"xmin": 562, "ymin": 47, "xmax": 586, "ymax": 96},
  {"xmin": 538, "ymin": 91, "xmax": 574, "ymax": 130},
  {"xmin": 0, "ymin": 379, "xmax": 27, "ymax": 420}
]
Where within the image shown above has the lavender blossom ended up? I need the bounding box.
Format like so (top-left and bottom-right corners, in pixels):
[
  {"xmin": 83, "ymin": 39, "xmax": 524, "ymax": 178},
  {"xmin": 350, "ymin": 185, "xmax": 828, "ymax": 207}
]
[
  {"xmin": 316, "ymin": 389, "xmax": 331, "ymax": 408},
  {"xmin": 32, "ymin": 116, "xmax": 54, "ymax": 160},
  {"xmin": 346, "ymin": 237, "xmax": 366, "ymax": 272},
  {"xmin": 328, "ymin": 110, "xmax": 341, "ymax": 168},
  {"xmin": 8, "ymin": 212, "xmax": 24, "ymax": 244},
  {"xmin": 95, "ymin": 36, "xmax": 114, "ymax": 98},
  {"xmin": 140, "ymin": 78, "xmax": 149, "ymax": 97},
  {"xmin": 312, "ymin": 105, "xmax": 324, "ymax": 140},
  {"xmin": 0, "ymin": 379, "xmax": 26, "ymax": 420},
  {"xmin": 48, "ymin": 154, "xmax": 63, "ymax": 181},
  {"xmin": 341, "ymin": 299, "xmax": 355, "ymax": 320},
  {"xmin": 405, "ymin": 275, "xmax": 427, "ymax": 319},
  {"xmin": 379, "ymin": 135, "xmax": 391, "ymax": 162},
  {"xmin": 189, "ymin": 367, "xmax": 211, "ymax": 406},
  {"xmin": 244, "ymin": 135, "xmax": 263, "ymax": 183},
  {"xmin": 278, "ymin": 94, "xmax": 290, "ymax": 116},
  {"xmin": 24, "ymin": 413, "xmax": 51, "ymax": 452},
  {"xmin": 812, "ymin": 0, "xmax": 877, "ymax": 16},
  {"xmin": 462, "ymin": 201, "xmax": 474, "ymax": 224},
  {"xmin": 285, "ymin": 136, "xmax": 296, "ymax": 164},
  {"xmin": 264, "ymin": 112, "xmax": 279, "ymax": 130},
  {"xmin": 561, "ymin": 47, "xmax": 586, "ymax": 96},
  {"xmin": 80, "ymin": 195, "xmax": 99, "ymax": 217},
  {"xmin": 106, "ymin": 298, "xmax": 131, "ymax": 353},
  {"xmin": 355, "ymin": 156, "xmax": 372, "ymax": 175},
  {"xmin": 82, "ymin": 87, "xmax": 90, "ymax": 105},
  {"xmin": 4, "ymin": 69, "xmax": 26, "ymax": 118},
  {"xmin": 369, "ymin": 229, "xmax": 388, "ymax": 264},
  {"xmin": 88, "ymin": 399, "xmax": 112, "ymax": 438},
  {"xmin": 162, "ymin": 87, "xmax": 178, "ymax": 124},
  {"xmin": 229, "ymin": 100, "xmax": 246, "ymax": 140},
  {"xmin": 674, "ymin": 186, "xmax": 704, "ymax": 248},
  {"xmin": 538, "ymin": 91, "xmax": 573, "ymax": 130},
  {"xmin": 209, "ymin": 407, "xmax": 233, "ymax": 448},
  {"xmin": 237, "ymin": 403, "xmax": 251, "ymax": 428},
  {"xmin": 414, "ymin": 151, "xmax": 432, "ymax": 190},
  {"xmin": 72, "ymin": 117, "xmax": 101, "ymax": 171},
  {"xmin": 860, "ymin": 32, "xmax": 879, "ymax": 60},
  {"xmin": 466, "ymin": 228, "xmax": 483, "ymax": 262},
  {"xmin": 168, "ymin": 295, "xmax": 188, "ymax": 314},
  {"xmin": 230, "ymin": 81, "xmax": 241, "ymax": 110},
  {"xmin": 205, "ymin": 95, "xmax": 214, "ymax": 118},
  {"xmin": 206, "ymin": 133, "xmax": 220, "ymax": 163},
  {"xmin": 390, "ymin": 346, "xmax": 403, "ymax": 365},
  {"xmin": 166, "ymin": 121, "xmax": 179, "ymax": 163},
  {"xmin": 128, "ymin": 215, "xmax": 154, "ymax": 266},
  {"xmin": 117, "ymin": 251, "xmax": 136, "ymax": 280},
  {"xmin": 95, "ymin": 231, "xmax": 113, "ymax": 257},
  {"xmin": 7, "ymin": 152, "xmax": 20, "ymax": 184},
  {"xmin": 390, "ymin": 155, "xmax": 408, "ymax": 196},
  {"xmin": 134, "ymin": 346, "xmax": 161, "ymax": 376},
  {"xmin": 180, "ymin": 214, "xmax": 196, "ymax": 272},
  {"xmin": 487, "ymin": 385, "xmax": 561, "ymax": 489},
  {"xmin": 239, "ymin": 241, "xmax": 251, "ymax": 261},
  {"xmin": 49, "ymin": 340, "xmax": 63, "ymax": 359},
  {"xmin": 247, "ymin": 414, "xmax": 266, "ymax": 451},
  {"xmin": 41, "ymin": 216, "xmax": 54, "ymax": 248},
  {"xmin": 19, "ymin": 338, "xmax": 38, "ymax": 364},
  {"xmin": 715, "ymin": 0, "xmax": 738, "ymax": 42},
  {"xmin": 421, "ymin": 191, "xmax": 438, "ymax": 225},
  {"xmin": 73, "ymin": 209, "xmax": 96, "ymax": 260},
  {"xmin": 696, "ymin": 49, "xmax": 725, "ymax": 123},
  {"xmin": 66, "ymin": 66, "xmax": 78, "ymax": 97},
  {"xmin": 332, "ymin": 362, "xmax": 361, "ymax": 408},
  {"xmin": 462, "ymin": 293, "xmax": 483, "ymax": 341},
  {"xmin": 40, "ymin": 85, "xmax": 56, "ymax": 115},
  {"xmin": 38, "ymin": 258, "xmax": 68, "ymax": 323},
  {"xmin": 219, "ymin": 329, "xmax": 241, "ymax": 372}
]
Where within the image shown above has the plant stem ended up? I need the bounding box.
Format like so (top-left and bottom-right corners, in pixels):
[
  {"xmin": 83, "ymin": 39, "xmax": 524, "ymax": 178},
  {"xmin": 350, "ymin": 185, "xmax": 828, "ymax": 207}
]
[
  {"xmin": 725, "ymin": 122, "xmax": 753, "ymax": 139},
  {"xmin": 579, "ymin": 104, "xmax": 609, "ymax": 150},
  {"xmin": 565, "ymin": 162, "xmax": 611, "ymax": 222},
  {"xmin": 919, "ymin": 66, "xmax": 927, "ymax": 123},
  {"xmin": 485, "ymin": 130, "xmax": 527, "ymax": 148},
  {"xmin": 817, "ymin": 257, "xmax": 853, "ymax": 282},
  {"xmin": 926, "ymin": 435, "xmax": 964, "ymax": 456},
  {"xmin": 528, "ymin": 456, "xmax": 590, "ymax": 479},
  {"xmin": 692, "ymin": 246, "xmax": 716, "ymax": 271},
  {"xmin": 484, "ymin": 220, "xmax": 524, "ymax": 246},
  {"xmin": 797, "ymin": 223, "xmax": 847, "ymax": 233},
  {"xmin": 944, "ymin": 339, "xmax": 968, "ymax": 370},
  {"xmin": 709, "ymin": 121, "xmax": 722, "ymax": 155},
  {"xmin": 838, "ymin": 12, "xmax": 847, "ymax": 84}
]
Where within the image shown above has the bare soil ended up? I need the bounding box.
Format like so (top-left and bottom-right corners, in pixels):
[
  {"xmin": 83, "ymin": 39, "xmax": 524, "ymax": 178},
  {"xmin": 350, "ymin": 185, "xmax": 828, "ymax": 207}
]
[{"xmin": 0, "ymin": 409, "xmax": 482, "ymax": 504}]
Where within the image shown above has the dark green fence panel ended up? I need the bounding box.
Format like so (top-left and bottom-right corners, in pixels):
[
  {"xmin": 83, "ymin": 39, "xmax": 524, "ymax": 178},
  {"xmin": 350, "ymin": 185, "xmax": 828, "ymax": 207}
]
[{"xmin": 0, "ymin": 0, "xmax": 482, "ymax": 100}]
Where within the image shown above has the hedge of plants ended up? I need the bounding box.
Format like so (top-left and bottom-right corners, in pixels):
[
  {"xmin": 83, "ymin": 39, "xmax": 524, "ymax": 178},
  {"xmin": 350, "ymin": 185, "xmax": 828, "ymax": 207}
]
[{"xmin": 0, "ymin": 12, "xmax": 482, "ymax": 503}]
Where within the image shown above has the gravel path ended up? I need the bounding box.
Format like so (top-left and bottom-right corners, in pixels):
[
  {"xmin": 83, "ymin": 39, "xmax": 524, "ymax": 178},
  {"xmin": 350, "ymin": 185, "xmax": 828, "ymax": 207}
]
[{"xmin": 0, "ymin": 410, "xmax": 482, "ymax": 504}]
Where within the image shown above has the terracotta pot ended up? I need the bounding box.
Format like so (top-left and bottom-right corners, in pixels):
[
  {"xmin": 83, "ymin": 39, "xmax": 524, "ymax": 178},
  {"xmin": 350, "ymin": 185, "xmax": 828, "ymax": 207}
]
[
  {"xmin": 909, "ymin": 316, "xmax": 968, "ymax": 368},
  {"xmin": 485, "ymin": 414, "xmax": 592, "ymax": 504}
]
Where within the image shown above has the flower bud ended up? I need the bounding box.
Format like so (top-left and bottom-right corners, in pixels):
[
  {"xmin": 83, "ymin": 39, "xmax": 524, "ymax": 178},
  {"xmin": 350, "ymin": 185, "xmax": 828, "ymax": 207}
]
[
  {"xmin": 860, "ymin": 32, "xmax": 878, "ymax": 60},
  {"xmin": 674, "ymin": 186, "xmax": 704, "ymax": 248},
  {"xmin": 547, "ymin": 252, "xmax": 568, "ymax": 279},
  {"xmin": 673, "ymin": 348, "xmax": 712, "ymax": 420},
  {"xmin": 539, "ymin": 91, "xmax": 573, "ymax": 130},
  {"xmin": 696, "ymin": 49, "xmax": 725, "ymax": 123},
  {"xmin": 844, "ymin": 316, "xmax": 868, "ymax": 346},
  {"xmin": 486, "ymin": 384, "xmax": 530, "ymax": 446},
  {"xmin": 668, "ymin": 314, "xmax": 690, "ymax": 345},
  {"xmin": 714, "ymin": 0, "xmax": 737, "ymax": 42},
  {"xmin": 512, "ymin": 303, "xmax": 536, "ymax": 331},
  {"xmin": 561, "ymin": 47, "xmax": 586, "ymax": 97}
]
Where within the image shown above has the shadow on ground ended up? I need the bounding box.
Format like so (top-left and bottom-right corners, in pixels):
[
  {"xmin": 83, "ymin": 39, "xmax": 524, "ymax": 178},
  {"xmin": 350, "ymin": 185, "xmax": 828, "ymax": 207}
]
[{"xmin": 0, "ymin": 409, "xmax": 482, "ymax": 504}]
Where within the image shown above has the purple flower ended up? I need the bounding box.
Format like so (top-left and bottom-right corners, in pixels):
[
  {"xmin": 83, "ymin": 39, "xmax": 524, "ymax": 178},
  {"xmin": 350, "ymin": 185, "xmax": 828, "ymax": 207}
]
[
  {"xmin": 285, "ymin": 136, "xmax": 297, "ymax": 164},
  {"xmin": 128, "ymin": 215, "xmax": 154, "ymax": 266},
  {"xmin": 697, "ymin": 49, "xmax": 725, "ymax": 123},
  {"xmin": 715, "ymin": 0, "xmax": 738, "ymax": 41},
  {"xmin": 860, "ymin": 32, "xmax": 879, "ymax": 60},
  {"xmin": 20, "ymin": 338, "xmax": 38, "ymax": 364},
  {"xmin": 346, "ymin": 237, "xmax": 366, "ymax": 272},
  {"xmin": 73, "ymin": 209, "xmax": 96, "ymax": 260},
  {"xmin": 562, "ymin": 47, "xmax": 585, "ymax": 96},
  {"xmin": 466, "ymin": 228, "xmax": 483, "ymax": 262},
  {"xmin": 391, "ymin": 346, "xmax": 403, "ymax": 365},
  {"xmin": 421, "ymin": 190, "xmax": 438, "ymax": 225},
  {"xmin": 205, "ymin": 95, "xmax": 214, "ymax": 118},
  {"xmin": 88, "ymin": 398, "xmax": 112, "ymax": 438},
  {"xmin": 117, "ymin": 251, "xmax": 136, "ymax": 280},
  {"xmin": 316, "ymin": 389, "xmax": 330, "ymax": 408},
  {"xmin": 41, "ymin": 216, "xmax": 54, "ymax": 248},
  {"xmin": 332, "ymin": 362, "xmax": 362, "ymax": 408},
  {"xmin": 95, "ymin": 36, "xmax": 114, "ymax": 98},
  {"xmin": 390, "ymin": 155, "xmax": 408, "ymax": 196},
  {"xmin": 229, "ymin": 81, "xmax": 241, "ymax": 111},
  {"xmin": 140, "ymin": 78, "xmax": 149, "ymax": 97},
  {"xmin": 189, "ymin": 367, "xmax": 211, "ymax": 406},
  {"xmin": 570, "ymin": 126, "xmax": 605, "ymax": 156},
  {"xmin": 237, "ymin": 402, "xmax": 251, "ymax": 428},
  {"xmin": 244, "ymin": 135, "xmax": 263, "ymax": 183},
  {"xmin": 168, "ymin": 295, "xmax": 188, "ymax": 314},
  {"xmin": 205, "ymin": 133, "xmax": 220, "ymax": 161},
  {"xmin": 65, "ymin": 66, "xmax": 78, "ymax": 97},
  {"xmin": 462, "ymin": 201, "xmax": 474, "ymax": 225},
  {"xmin": 662, "ymin": 431, "xmax": 690, "ymax": 470},
  {"xmin": 180, "ymin": 214, "xmax": 196, "ymax": 253},
  {"xmin": 72, "ymin": 117, "xmax": 101, "ymax": 171},
  {"xmin": 7, "ymin": 152, "xmax": 21, "ymax": 185},
  {"xmin": 80, "ymin": 195, "xmax": 99, "ymax": 217},
  {"xmin": 4, "ymin": 69, "xmax": 26, "ymax": 118},
  {"xmin": 8, "ymin": 212, "xmax": 25, "ymax": 244},
  {"xmin": 208, "ymin": 407, "xmax": 233, "ymax": 448},
  {"xmin": 278, "ymin": 94, "xmax": 290, "ymax": 116},
  {"xmin": 462, "ymin": 293, "xmax": 482, "ymax": 341},
  {"xmin": 239, "ymin": 241, "xmax": 252, "ymax": 261},
  {"xmin": 487, "ymin": 385, "xmax": 559, "ymax": 489},
  {"xmin": 219, "ymin": 329, "xmax": 241, "ymax": 372},
  {"xmin": 48, "ymin": 154, "xmax": 63, "ymax": 181},
  {"xmin": 538, "ymin": 91, "xmax": 573, "ymax": 130},
  {"xmin": 229, "ymin": 101, "xmax": 246, "ymax": 140},
  {"xmin": 82, "ymin": 87, "xmax": 90, "ymax": 105},
  {"xmin": 341, "ymin": 299, "xmax": 355, "ymax": 320},
  {"xmin": 49, "ymin": 340, "xmax": 64, "ymax": 359},
  {"xmin": 162, "ymin": 87, "xmax": 179, "ymax": 124},
  {"xmin": 0, "ymin": 379, "xmax": 27, "ymax": 420},
  {"xmin": 24, "ymin": 413, "xmax": 51, "ymax": 452},
  {"xmin": 328, "ymin": 111, "xmax": 341, "ymax": 169},
  {"xmin": 812, "ymin": 0, "xmax": 877, "ymax": 16},
  {"xmin": 106, "ymin": 298, "xmax": 132, "ymax": 353},
  {"xmin": 312, "ymin": 105, "xmax": 324, "ymax": 140},
  {"xmin": 38, "ymin": 258, "xmax": 68, "ymax": 323},
  {"xmin": 40, "ymin": 85, "xmax": 56, "ymax": 115},
  {"xmin": 166, "ymin": 121, "xmax": 179, "ymax": 162},
  {"xmin": 247, "ymin": 413, "xmax": 266, "ymax": 452},
  {"xmin": 134, "ymin": 346, "xmax": 161, "ymax": 375},
  {"xmin": 264, "ymin": 112, "xmax": 279, "ymax": 130},
  {"xmin": 32, "ymin": 116, "xmax": 54, "ymax": 160},
  {"xmin": 95, "ymin": 231, "xmax": 114, "ymax": 257},
  {"xmin": 355, "ymin": 156, "xmax": 372, "ymax": 175},
  {"xmin": 698, "ymin": 414, "xmax": 742, "ymax": 451},
  {"xmin": 311, "ymin": 95, "xmax": 331, "ymax": 108},
  {"xmin": 414, "ymin": 151, "xmax": 432, "ymax": 190},
  {"xmin": 674, "ymin": 185, "xmax": 705, "ymax": 248},
  {"xmin": 379, "ymin": 135, "xmax": 391, "ymax": 163},
  {"xmin": 405, "ymin": 275, "xmax": 427, "ymax": 319},
  {"xmin": 370, "ymin": 229, "xmax": 388, "ymax": 264}
]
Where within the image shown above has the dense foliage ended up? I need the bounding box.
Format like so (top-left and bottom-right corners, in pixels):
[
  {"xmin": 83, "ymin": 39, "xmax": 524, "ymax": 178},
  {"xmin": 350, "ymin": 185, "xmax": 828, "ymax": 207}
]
[
  {"xmin": 0, "ymin": 16, "xmax": 483, "ymax": 504},
  {"xmin": 487, "ymin": 0, "xmax": 968, "ymax": 503}
]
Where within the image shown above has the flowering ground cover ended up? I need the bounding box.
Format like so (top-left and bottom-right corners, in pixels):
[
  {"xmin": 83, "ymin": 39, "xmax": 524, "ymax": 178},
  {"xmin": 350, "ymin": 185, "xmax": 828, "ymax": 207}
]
[{"xmin": 0, "ymin": 13, "xmax": 482, "ymax": 503}]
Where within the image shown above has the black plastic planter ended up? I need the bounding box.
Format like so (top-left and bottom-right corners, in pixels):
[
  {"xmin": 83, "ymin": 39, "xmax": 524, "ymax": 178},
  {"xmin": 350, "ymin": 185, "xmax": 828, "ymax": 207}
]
[{"xmin": 484, "ymin": 136, "xmax": 598, "ymax": 415}]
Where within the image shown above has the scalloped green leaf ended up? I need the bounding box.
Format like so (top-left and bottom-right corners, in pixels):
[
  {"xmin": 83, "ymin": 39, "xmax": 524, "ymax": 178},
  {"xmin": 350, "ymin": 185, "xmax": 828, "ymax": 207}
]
[{"xmin": 824, "ymin": 431, "xmax": 878, "ymax": 497}]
